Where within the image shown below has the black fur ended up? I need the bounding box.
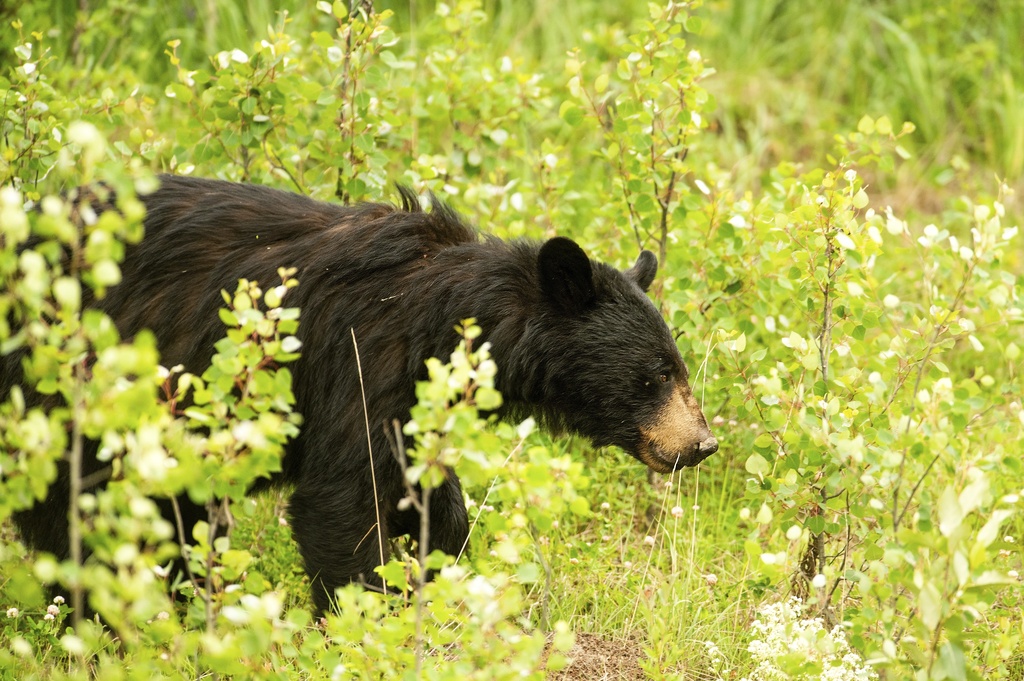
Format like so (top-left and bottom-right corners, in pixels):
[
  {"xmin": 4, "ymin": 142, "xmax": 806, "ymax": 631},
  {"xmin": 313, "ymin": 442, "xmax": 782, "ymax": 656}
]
[{"xmin": 4, "ymin": 175, "xmax": 691, "ymax": 613}]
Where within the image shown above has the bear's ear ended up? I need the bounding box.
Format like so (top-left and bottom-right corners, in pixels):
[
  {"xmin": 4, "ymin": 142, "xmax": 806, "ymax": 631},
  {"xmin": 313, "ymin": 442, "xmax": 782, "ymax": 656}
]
[
  {"xmin": 626, "ymin": 250, "xmax": 658, "ymax": 292},
  {"xmin": 538, "ymin": 237, "xmax": 596, "ymax": 313}
]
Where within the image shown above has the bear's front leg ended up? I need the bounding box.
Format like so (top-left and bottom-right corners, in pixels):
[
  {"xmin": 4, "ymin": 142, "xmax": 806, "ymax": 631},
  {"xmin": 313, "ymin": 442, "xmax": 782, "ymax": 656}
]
[
  {"xmin": 389, "ymin": 472, "xmax": 470, "ymax": 563},
  {"xmin": 288, "ymin": 469, "xmax": 401, "ymax": 614}
]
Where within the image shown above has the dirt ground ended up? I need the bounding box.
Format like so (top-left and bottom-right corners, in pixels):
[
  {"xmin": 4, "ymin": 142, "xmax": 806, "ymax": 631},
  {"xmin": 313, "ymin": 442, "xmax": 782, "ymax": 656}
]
[
  {"xmin": 549, "ymin": 633, "xmax": 721, "ymax": 680},
  {"xmin": 551, "ymin": 633, "xmax": 646, "ymax": 680}
]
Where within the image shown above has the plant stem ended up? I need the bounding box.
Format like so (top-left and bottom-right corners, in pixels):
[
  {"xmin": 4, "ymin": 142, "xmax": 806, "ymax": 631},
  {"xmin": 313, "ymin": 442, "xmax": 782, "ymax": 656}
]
[
  {"xmin": 68, "ymin": 361, "xmax": 85, "ymax": 627},
  {"xmin": 891, "ymin": 261, "xmax": 974, "ymax": 530},
  {"xmin": 810, "ymin": 195, "xmax": 839, "ymax": 582},
  {"xmin": 415, "ymin": 482, "xmax": 431, "ymax": 676}
]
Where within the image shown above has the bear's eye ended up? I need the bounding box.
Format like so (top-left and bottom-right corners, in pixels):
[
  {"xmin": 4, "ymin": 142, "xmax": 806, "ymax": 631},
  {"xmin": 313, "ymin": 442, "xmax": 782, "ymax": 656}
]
[{"xmin": 658, "ymin": 372, "xmax": 670, "ymax": 384}]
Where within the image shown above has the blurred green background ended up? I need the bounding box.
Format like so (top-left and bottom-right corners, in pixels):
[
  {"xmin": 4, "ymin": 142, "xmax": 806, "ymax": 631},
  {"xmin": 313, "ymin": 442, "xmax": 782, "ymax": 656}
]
[{"xmin": 4, "ymin": 0, "xmax": 1022, "ymax": 203}]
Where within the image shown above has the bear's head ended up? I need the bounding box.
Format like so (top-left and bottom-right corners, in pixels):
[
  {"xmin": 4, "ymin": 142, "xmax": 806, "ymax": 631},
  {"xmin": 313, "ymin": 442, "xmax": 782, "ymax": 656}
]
[{"xmin": 534, "ymin": 237, "xmax": 718, "ymax": 473}]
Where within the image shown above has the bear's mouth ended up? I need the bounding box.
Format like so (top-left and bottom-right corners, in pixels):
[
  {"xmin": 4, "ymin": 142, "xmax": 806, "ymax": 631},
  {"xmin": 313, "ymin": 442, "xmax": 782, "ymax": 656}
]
[{"xmin": 636, "ymin": 438, "xmax": 719, "ymax": 474}]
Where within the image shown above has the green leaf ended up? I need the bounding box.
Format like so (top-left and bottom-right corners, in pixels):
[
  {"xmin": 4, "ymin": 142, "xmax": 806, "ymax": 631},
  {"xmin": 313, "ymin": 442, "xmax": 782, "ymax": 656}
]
[
  {"xmin": 559, "ymin": 101, "xmax": 583, "ymax": 127},
  {"xmin": 517, "ymin": 561, "xmax": 540, "ymax": 584},
  {"xmin": 935, "ymin": 642, "xmax": 967, "ymax": 681},
  {"xmin": 975, "ymin": 509, "xmax": 1013, "ymax": 550},
  {"xmin": 164, "ymin": 83, "xmax": 193, "ymax": 103},
  {"xmin": 376, "ymin": 560, "xmax": 409, "ymax": 591},
  {"xmin": 219, "ymin": 308, "xmax": 238, "ymax": 326},
  {"xmin": 938, "ymin": 486, "xmax": 963, "ymax": 537},
  {"xmin": 569, "ymin": 496, "xmax": 590, "ymax": 516},
  {"xmin": 852, "ymin": 188, "xmax": 869, "ymax": 210},
  {"xmin": 745, "ymin": 453, "xmax": 769, "ymax": 477},
  {"xmin": 92, "ymin": 259, "xmax": 122, "ymax": 287},
  {"xmin": 918, "ymin": 579, "xmax": 943, "ymax": 631}
]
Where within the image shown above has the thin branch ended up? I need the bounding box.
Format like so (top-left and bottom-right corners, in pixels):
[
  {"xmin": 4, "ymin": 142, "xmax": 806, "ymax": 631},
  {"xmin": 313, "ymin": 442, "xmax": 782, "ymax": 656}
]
[
  {"xmin": 68, "ymin": 362, "xmax": 85, "ymax": 627},
  {"xmin": 351, "ymin": 329, "xmax": 387, "ymax": 588},
  {"xmin": 169, "ymin": 496, "xmax": 200, "ymax": 606}
]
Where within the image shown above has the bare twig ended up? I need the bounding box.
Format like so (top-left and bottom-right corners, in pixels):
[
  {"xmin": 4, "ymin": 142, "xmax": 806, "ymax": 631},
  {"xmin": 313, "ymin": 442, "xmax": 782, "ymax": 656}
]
[
  {"xmin": 169, "ymin": 496, "xmax": 200, "ymax": 600},
  {"xmin": 351, "ymin": 329, "xmax": 387, "ymax": 587},
  {"xmin": 68, "ymin": 362, "xmax": 85, "ymax": 627}
]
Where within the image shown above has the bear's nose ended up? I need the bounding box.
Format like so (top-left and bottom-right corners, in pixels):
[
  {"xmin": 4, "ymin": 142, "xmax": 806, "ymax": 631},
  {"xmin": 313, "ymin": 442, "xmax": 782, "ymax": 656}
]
[{"xmin": 698, "ymin": 436, "xmax": 719, "ymax": 456}]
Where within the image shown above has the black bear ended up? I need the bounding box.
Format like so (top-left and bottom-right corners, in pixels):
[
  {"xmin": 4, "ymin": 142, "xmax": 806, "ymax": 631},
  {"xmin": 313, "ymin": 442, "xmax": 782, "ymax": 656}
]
[{"xmin": 6, "ymin": 175, "xmax": 718, "ymax": 613}]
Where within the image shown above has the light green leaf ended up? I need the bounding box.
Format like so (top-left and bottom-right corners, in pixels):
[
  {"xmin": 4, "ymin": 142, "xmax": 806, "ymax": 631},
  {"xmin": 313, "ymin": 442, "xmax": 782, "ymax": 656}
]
[
  {"xmin": 958, "ymin": 476, "xmax": 989, "ymax": 516},
  {"xmin": 938, "ymin": 486, "xmax": 964, "ymax": 537},
  {"xmin": 975, "ymin": 509, "xmax": 1013, "ymax": 550},
  {"xmin": 935, "ymin": 643, "xmax": 967, "ymax": 681},
  {"xmin": 852, "ymin": 188, "xmax": 869, "ymax": 209},
  {"xmin": 745, "ymin": 453, "xmax": 769, "ymax": 477},
  {"xmin": 918, "ymin": 580, "xmax": 943, "ymax": 631}
]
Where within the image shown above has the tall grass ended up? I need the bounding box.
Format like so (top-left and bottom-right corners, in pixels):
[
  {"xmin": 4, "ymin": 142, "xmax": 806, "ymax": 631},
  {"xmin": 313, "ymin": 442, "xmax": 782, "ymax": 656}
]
[
  {"xmin": 696, "ymin": 0, "xmax": 1024, "ymax": 184},
  {"xmin": 5, "ymin": 0, "xmax": 1021, "ymax": 186}
]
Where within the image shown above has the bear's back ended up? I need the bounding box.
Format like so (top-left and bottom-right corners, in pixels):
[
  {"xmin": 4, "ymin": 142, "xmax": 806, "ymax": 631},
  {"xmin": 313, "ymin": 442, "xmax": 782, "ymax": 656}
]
[{"xmin": 96, "ymin": 176, "xmax": 479, "ymax": 369}]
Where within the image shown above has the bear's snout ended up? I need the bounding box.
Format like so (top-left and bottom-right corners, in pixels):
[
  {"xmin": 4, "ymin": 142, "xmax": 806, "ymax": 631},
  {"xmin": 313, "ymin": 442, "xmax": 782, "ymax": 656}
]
[
  {"xmin": 697, "ymin": 435, "xmax": 719, "ymax": 458},
  {"xmin": 637, "ymin": 385, "xmax": 718, "ymax": 472}
]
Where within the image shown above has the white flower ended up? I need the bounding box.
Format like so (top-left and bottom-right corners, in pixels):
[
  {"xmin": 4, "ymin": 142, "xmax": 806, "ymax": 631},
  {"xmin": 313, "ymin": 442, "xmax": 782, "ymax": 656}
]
[
  {"xmin": 644, "ymin": 535, "xmax": 656, "ymax": 547},
  {"xmin": 47, "ymin": 604, "xmax": 59, "ymax": 616},
  {"xmin": 740, "ymin": 598, "xmax": 877, "ymax": 681},
  {"xmin": 671, "ymin": 505, "xmax": 684, "ymax": 519},
  {"xmin": 705, "ymin": 573, "xmax": 718, "ymax": 587},
  {"xmin": 6, "ymin": 607, "xmax": 18, "ymax": 618}
]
